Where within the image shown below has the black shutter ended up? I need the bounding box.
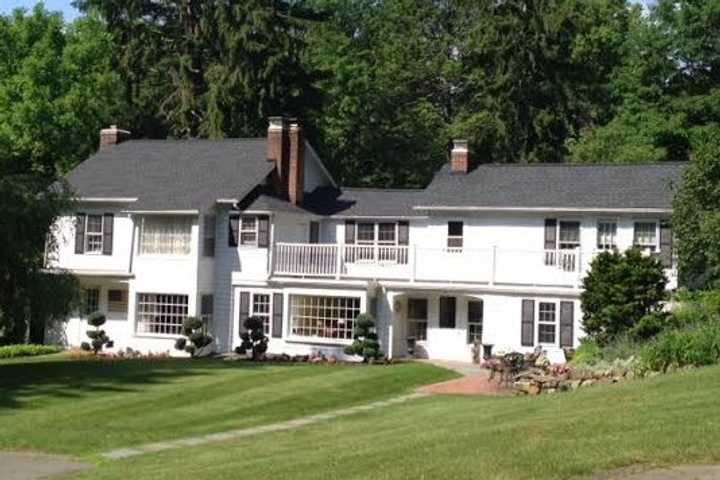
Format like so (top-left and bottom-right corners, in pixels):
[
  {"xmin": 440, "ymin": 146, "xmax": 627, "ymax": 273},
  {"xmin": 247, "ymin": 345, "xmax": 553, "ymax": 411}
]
[
  {"xmin": 398, "ymin": 221, "xmax": 409, "ymax": 246},
  {"xmin": 521, "ymin": 299, "xmax": 535, "ymax": 347},
  {"xmin": 559, "ymin": 301, "xmax": 574, "ymax": 348},
  {"xmin": 544, "ymin": 219, "xmax": 557, "ymax": 250},
  {"xmin": 203, "ymin": 215, "xmax": 216, "ymax": 257},
  {"xmin": 238, "ymin": 291, "xmax": 250, "ymax": 335},
  {"xmin": 344, "ymin": 220, "xmax": 355, "ymax": 244},
  {"xmin": 228, "ymin": 214, "xmax": 239, "ymax": 247},
  {"xmin": 309, "ymin": 221, "xmax": 320, "ymax": 243},
  {"xmin": 659, "ymin": 221, "xmax": 673, "ymax": 268},
  {"xmin": 75, "ymin": 213, "xmax": 86, "ymax": 254},
  {"xmin": 102, "ymin": 213, "xmax": 114, "ymax": 255},
  {"xmin": 272, "ymin": 293, "xmax": 283, "ymax": 338},
  {"xmin": 258, "ymin": 215, "xmax": 270, "ymax": 248}
]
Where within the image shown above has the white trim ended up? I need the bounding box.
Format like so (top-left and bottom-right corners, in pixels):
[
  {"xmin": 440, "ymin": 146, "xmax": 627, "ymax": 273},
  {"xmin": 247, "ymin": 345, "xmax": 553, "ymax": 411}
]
[
  {"xmin": 305, "ymin": 141, "xmax": 338, "ymax": 188},
  {"xmin": 330, "ymin": 215, "xmax": 428, "ymax": 220},
  {"xmin": 78, "ymin": 197, "xmax": 138, "ymax": 203},
  {"xmin": 216, "ymin": 199, "xmax": 237, "ymax": 205},
  {"xmin": 413, "ymin": 206, "xmax": 672, "ymax": 214},
  {"xmin": 123, "ymin": 209, "xmax": 199, "ymax": 215},
  {"xmin": 62, "ymin": 269, "xmax": 133, "ymax": 278}
]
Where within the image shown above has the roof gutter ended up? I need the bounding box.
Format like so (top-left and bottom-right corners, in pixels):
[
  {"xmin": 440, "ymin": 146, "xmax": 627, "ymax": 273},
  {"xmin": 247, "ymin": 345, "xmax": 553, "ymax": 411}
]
[
  {"xmin": 413, "ymin": 206, "xmax": 672, "ymax": 214},
  {"xmin": 78, "ymin": 197, "xmax": 138, "ymax": 203}
]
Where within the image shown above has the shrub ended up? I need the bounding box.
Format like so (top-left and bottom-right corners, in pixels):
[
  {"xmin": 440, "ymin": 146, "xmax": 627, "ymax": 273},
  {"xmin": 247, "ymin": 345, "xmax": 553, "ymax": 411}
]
[
  {"xmin": 570, "ymin": 339, "xmax": 602, "ymax": 365},
  {"xmin": 581, "ymin": 249, "xmax": 668, "ymax": 345},
  {"xmin": 639, "ymin": 321, "xmax": 720, "ymax": 372},
  {"xmin": 0, "ymin": 344, "xmax": 61, "ymax": 359},
  {"xmin": 85, "ymin": 311, "xmax": 111, "ymax": 354},
  {"xmin": 174, "ymin": 316, "xmax": 213, "ymax": 358},
  {"xmin": 628, "ymin": 311, "xmax": 676, "ymax": 341},
  {"xmin": 344, "ymin": 313, "xmax": 383, "ymax": 362},
  {"xmin": 237, "ymin": 316, "xmax": 268, "ymax": 360}
]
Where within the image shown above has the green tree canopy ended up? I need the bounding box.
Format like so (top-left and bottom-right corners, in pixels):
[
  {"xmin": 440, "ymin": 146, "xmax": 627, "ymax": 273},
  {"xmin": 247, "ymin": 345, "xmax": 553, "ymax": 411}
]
[{"xmin": 0, "ymin": 6, "xmax": 122, "ymax": 343}]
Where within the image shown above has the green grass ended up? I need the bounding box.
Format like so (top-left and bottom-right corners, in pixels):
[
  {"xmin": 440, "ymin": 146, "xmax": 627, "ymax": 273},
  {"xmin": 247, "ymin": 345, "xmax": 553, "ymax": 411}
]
[
  {"xmin": 0, "ymin": 355, "xmax": 456, "ymax": 456},
  {"xmin": 5, "ymin": 355, "xmax": 720, "ymax": 480},
  {"xmin": 68, "ymin": 364, "xmax": 720, "ymax": 480}
]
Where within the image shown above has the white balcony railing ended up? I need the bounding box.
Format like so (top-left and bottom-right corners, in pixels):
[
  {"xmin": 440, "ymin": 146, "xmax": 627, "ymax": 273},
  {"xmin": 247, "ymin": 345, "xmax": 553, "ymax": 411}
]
[{"xmin": 271, "ymin": 242, "xmax": 588, "ymax": 287}]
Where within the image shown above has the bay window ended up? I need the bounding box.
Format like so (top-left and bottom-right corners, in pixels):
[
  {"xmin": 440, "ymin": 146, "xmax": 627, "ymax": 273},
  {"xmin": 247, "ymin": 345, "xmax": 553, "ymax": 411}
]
[
  {"xmin": 139, "ymin": 216, "xmax": 192, "ymax": 255},
  {"xmin": 290, "ymin": 295, "xmax": 361, "ymax": 341}
]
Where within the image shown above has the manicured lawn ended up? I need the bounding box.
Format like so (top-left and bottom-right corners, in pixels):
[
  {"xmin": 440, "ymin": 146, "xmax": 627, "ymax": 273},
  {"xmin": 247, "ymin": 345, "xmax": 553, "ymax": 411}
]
[
  {"xmin": 65, "ymin": 364, "xmax": 720, "ymax": 480},
  {"xmin": 0, "ymin": 354, "xmax": 456, "ymax": 456}
]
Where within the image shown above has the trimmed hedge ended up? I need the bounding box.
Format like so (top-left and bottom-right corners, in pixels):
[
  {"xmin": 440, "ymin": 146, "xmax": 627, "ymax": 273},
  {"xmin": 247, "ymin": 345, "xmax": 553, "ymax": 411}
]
[{"xmin": 0, "ymin": 344, "xmax": 62, "ymax": 359}]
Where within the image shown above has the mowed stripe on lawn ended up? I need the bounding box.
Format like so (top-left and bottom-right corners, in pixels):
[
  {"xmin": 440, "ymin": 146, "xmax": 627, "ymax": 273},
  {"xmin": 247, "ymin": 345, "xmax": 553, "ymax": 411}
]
[{"xmin": 0, "ymin": 356, "xmax": 457, "ymax": 456}]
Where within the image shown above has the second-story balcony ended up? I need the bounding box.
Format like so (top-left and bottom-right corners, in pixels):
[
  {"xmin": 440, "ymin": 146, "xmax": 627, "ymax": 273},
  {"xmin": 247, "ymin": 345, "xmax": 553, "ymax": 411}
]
[{"xmin": 271, "ymin": 242, "xmax": 593, "ymax": 288}]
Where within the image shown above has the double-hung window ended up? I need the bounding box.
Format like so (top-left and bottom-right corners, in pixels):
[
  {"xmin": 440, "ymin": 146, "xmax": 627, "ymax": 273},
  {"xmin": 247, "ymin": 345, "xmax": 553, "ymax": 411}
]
[
  {"xmin": 239, "ymin": 216, "xmax": 258, "ymax": 246},
  {"xmin": 352, "ymin": 222, "xmax": 399, "ymax": 262},
  {"xmin": 633, "ymin": 221, "xmax": 658, "ymax": 252},
  {"xmin": 84, "ymin": 215, "xmax": 104, "ymax": 253},
  {"xmin": 447, "ymin": 221, "xmax": 464, "ymax": 250},
  {"xmin": 467, "ymin": 300, "xmax": 484, "ymax": 344},
  {"xmin": 251, "ymin": 293, "xmax": 271, "ymax": 335},
  {"xmin": 558, "ymin": 221, "xmax": 580, "ymax": 250},
  {"xmin": 139, "ymin": 216, "xmax": 192, "ymax": 255},
  {"xmin": 597, "ymin": 221, "xmax": 617, "ymax": 250},
  {"xmin": 407, "ymin": 298, "xmax": 428, "ymax": 341},
  {"xmin": 538, "ymin": 302, "xmax": 557, "ymax": 344}
]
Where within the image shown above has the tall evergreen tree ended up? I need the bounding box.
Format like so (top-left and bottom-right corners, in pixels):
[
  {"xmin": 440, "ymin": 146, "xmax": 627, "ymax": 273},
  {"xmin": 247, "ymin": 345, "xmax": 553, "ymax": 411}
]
[{"xmin": 74, "ymin": 0, "xmax": 321, "ymax": 138}]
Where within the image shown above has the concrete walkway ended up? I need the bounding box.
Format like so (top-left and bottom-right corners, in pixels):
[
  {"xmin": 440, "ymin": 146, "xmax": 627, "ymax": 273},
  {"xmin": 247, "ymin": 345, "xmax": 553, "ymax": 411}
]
[
  {"xmin": 0, "ymin": 451, "xmax": 89, "ymax": 480},
  {"xmin": 100, "ymin": 392, "xmax": 427, "ymax": 460}
]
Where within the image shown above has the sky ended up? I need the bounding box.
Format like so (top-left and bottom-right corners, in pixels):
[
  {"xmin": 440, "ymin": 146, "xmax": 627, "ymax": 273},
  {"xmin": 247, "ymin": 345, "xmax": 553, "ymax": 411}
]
[{"xmin": 1, "ymin": 0, "xmax": 657, "ymax": 23}]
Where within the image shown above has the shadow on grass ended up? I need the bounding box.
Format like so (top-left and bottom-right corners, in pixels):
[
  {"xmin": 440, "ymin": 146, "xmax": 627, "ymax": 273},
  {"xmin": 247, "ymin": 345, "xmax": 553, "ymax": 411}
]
[{"xmin": 0, "ymin": 357, "xmax": 286, "ymax": 411}]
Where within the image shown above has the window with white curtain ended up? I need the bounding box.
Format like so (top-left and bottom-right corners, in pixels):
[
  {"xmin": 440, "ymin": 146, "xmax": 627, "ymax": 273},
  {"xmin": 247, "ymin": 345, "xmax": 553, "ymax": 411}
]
[
  {"xmin": 139, "ymin": 216, "xmax": 192, "ymax": 255},
  {"xmin": 633, "ymin": 222, "xmax": 658, "ymax": 252},
  {"xmin": 597, "ymin": 221, "xmax": 617, "ymax": 250}
]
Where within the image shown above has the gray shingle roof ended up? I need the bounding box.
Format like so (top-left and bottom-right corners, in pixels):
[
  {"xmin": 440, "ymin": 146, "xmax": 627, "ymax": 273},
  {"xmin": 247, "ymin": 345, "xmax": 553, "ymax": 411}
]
[
  {"xmin": 303, "ymin": 187, "xmax": 427, "ymax": 217},
  {"xmin": 420, "ymin": 163, "xmax": 687, "ymax": 210},
  {"xmin": 65, "ymin": 139, "xmax": 274, "ymax": 211}
]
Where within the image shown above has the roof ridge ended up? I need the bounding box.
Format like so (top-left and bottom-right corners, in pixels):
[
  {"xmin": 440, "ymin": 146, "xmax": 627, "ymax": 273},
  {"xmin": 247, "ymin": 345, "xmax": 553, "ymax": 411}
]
[
  {"xmin": 121, "ymin": 137, "xmax": 266, "ymax": 143},
  {"xmin": 467, "ymin": 161, "xmax": 688, "ymax": 168},
  {"xmin": 340, "ymin": 187, "xmax": 425, "ymax": 192}
]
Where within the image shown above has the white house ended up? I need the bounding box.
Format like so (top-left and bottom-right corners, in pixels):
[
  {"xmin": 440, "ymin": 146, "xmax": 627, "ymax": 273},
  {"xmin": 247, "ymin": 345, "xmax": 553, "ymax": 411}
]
[{"xmin": 45, "ymin": 118, "xmax": 685, "ymax": 362}]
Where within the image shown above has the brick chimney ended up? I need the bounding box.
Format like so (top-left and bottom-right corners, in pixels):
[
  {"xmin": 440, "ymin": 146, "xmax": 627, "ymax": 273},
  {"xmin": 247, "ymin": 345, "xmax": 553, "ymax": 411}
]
[
  {"xmin": 288, "ymin": 119, "xmax": 305, "ymax": 206},
  {"xmin": 450, "ymin": 139, "xmax": 470, "ymax": 173},
  {"xmin": 266, "ymin": 116, "xmax": 289, "ymax": 189},
  {"xmin": 99, "ymin": 125, "xmax": 130, "ymax": 150}
]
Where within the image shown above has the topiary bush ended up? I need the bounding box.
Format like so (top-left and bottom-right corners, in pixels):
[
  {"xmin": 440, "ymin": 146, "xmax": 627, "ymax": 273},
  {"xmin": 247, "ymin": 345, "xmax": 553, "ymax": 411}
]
[
  {"xmin": 236, "ymin": 316, "xmax": 268, "ymax": 360},
  {"xmin": 0, "ymin": 344, "xmax": 61, "ymax": 359},
  {"xmin": 344, "ymin": 313, "xmax": 383, "ymax": 363},
  {"xmin": 174, "ymin": 316, "xmax": 213, "ymax": 358},
  {"xmin": 581, "ymin": 249, "xmax": 668, "ymax": 345},
  {"xmin": 82, "ymin": 311, "xmax": 112, "ymax": 354}
]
